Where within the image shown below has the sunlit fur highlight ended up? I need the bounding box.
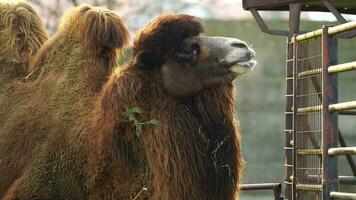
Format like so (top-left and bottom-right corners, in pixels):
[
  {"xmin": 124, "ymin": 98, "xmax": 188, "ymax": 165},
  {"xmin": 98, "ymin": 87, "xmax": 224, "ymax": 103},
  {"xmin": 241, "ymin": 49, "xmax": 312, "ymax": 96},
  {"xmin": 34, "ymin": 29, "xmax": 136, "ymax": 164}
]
[
  {"xmin": 0, "ymin": 4, "xmax": 130, "ymax": 199},
  {"xmin": 29, "ymin": 4, "xmax": 130, "ymax": 92},
  {"xmin": 0, "ymin": 11, "xmax": 243, "ymax": 200},
  {"xmin": 0, "ymin": 0, "xmax": 48, "ymax": 77},
  {"xmin": 88, "ymin": 13, "xmax": 244, "ymax": 199}
]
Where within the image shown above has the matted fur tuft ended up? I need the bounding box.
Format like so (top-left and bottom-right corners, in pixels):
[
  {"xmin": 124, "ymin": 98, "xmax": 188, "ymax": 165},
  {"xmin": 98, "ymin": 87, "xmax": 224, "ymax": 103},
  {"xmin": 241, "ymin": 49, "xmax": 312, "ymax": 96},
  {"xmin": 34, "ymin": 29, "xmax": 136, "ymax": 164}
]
[
  {"xmin": 0, "ymin": 11, "xmax": 243, "ymax": 200},
  {"xmin": 59, "ymin": 4, "xmax": 130, "ymax": 50},
  {"xmin": 133, "ymin": 13, "xmax": 204, "ymax": 56},
  {"xmin": 29, "ymin": 4, "xmax": 130, "ymax": 92},
  {"xmin": 0, "ymin": 0, "xmax": 48, "ymax": 75},
  {"xmin": 88, "ymin": 13, "xmax": 243, "ymax": 199},
  {"xmin": 0, "ymin": 4, "xmax": 130, "ymax": 199}
]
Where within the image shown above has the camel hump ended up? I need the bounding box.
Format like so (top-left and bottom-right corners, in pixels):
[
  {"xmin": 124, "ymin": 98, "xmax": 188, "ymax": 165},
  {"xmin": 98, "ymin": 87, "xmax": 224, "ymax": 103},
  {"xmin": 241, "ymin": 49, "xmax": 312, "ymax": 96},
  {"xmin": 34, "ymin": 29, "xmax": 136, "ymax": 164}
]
[
  {"xmin": 0, "ymin": 1, "xmax": 48, "ymax": 78},
  {"xmin": 27, "ymin": 4, "xmax": 131, "ymax": 92},
  {"xmin": 58, "ymin": 4, "xmax": 130, "ymax": 51}
]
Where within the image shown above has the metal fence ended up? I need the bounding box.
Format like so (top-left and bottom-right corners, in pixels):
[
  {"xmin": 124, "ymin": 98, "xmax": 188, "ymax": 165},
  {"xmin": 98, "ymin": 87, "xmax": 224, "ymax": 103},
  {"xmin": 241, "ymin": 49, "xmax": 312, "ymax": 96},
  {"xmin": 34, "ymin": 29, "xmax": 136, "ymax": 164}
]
[{"xmin": 285, "ymin": 22, "xmax": 356, "ymax": 200}]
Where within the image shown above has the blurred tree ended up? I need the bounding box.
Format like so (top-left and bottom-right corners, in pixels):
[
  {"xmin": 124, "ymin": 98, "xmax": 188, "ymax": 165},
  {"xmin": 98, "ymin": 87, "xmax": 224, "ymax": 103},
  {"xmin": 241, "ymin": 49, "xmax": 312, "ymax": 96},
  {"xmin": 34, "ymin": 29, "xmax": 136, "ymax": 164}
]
[{"xmin": 27, "ymin": 0, "xmax": 219, "ymax": 34}]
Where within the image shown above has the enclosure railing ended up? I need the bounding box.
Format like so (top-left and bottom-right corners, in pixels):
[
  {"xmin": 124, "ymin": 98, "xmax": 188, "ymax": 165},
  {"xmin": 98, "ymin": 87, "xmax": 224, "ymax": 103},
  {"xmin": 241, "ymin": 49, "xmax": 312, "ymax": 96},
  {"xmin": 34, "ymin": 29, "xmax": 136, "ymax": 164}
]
[
  {"xmin": 285, "ymin": 21, "xmax": 356, "ymax": 200},
  {"xmin": 240, "ymin": 183, "xmax": 283, "ymax": 200}
]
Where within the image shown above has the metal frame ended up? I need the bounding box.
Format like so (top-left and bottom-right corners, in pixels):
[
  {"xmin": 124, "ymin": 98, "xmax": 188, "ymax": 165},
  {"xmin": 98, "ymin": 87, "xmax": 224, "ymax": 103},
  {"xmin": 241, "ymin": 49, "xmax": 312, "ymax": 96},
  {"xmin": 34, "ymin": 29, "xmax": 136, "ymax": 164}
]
[
  {"xmin": 291, "ymin": 35, "xmax": 298, "ymax": 200},
  {"xmin": 240, "ymin": 183, "xmax": 283, "ymax": 200},
  {"xmin": 321, "ymin": 26, "xmax": 338, "ymax": 200},
  {"xmin": 246, "ymin": 1, "xmax": 355, "ymax": 37},
  {"xmin": 285, "ymin": 39, "xmax": 294, "ymax": 200},
  {"xmin": 286, "ymin": 21, "xmax": 356, "ymax": 199},
  {"xmin": 244, "ymin": 1, "xmax": 356, "ymax": 199}
]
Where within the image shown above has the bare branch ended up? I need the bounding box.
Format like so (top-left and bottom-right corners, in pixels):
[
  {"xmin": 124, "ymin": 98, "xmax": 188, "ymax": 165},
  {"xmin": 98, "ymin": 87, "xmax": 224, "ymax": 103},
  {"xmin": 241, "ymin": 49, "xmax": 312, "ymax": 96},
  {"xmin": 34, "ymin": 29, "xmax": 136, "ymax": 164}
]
[{"xmin": 71, "ymin": 0, "xmax": 78, "ymax": 6}]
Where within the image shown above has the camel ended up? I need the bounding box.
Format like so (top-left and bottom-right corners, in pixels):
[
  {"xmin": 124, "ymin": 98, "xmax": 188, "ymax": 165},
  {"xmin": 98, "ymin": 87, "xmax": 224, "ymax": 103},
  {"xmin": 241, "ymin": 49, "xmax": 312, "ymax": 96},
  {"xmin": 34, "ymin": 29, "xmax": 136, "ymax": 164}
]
[
  {"xmin": 0, "ymin": 3, "xmax": 129, "ymax": 199},
  {"xmin": 0, "ymin": 1, "xmax": 48, "ymax": 119},
  {"xmin": 0, "ymin": 6, "xmax": 256, "ymax": 200},
  {"xmin": 0, "ymin": 1, "xmax": 48, "ymax": 78},
  {"xmin": 87, "ymin": 13, "xmax": 256, "ymax": 199}
]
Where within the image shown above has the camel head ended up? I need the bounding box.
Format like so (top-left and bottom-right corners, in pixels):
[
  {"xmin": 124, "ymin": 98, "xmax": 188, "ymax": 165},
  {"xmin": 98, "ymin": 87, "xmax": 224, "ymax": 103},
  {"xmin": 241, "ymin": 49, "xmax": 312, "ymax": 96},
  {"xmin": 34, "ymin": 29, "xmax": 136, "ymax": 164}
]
[{"xmin": 133, "ymin": 13, "xmax": 256, "ymax": 97}]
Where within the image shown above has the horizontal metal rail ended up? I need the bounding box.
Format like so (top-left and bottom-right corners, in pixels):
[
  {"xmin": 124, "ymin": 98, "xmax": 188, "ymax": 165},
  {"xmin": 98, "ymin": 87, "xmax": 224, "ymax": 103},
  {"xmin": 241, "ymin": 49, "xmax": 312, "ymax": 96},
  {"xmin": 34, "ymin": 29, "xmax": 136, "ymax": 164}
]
[
  {"xmin": 339, "ymin": 176, "xmax": 356, "ymax": 185},
  {"xmin": 329, "ymin": 147, "xmax": 356, "ymax": 156},
  {"xmin": 240, "ymin": 183, "xmax": 282, "ymax": 200},
  {"xmin": 240, "ymin": 183, "xmax": 281, "ymax": 191},
  {"xmin": 297, "ymin": 102, "xmax": 356, "ymax": 114},
  {"xmin": 297, "ymin": 68, "xmax": 322, "ymax": 78},
  {"xmin": 297, "ymin": 61, "xmax": 356, "ymax": 78},
  {"xmin": 329, "ymin": 101, "xmax": 356, "ymax": 112},
  {"xmin": 297, "ymin": 149, "xmax": 322, "ymax": 155},
  {"xmin": 307, "ymin": 175, "xmax": 356, "ymax": 185},
  {"xmin": 328, "ymin": 61, "xmax": 356, "ymax": 74},
  {"xmin": 296, "ymin": 183, "xmax": 322, "ymax": 191},
  {"xmin": 330, "ymin": 191, "xmax": 356, "ymax": 200},
  {"xmin": 297, "ymin": 105, "xmax": 322, "ymax": 113},
  {"xmin": 339, "ymin": 110, "xmax": 356, "ymax": 115},
  {"xmin": 294, "ymin": 21, "xmax": 356, "ymax": 42}
]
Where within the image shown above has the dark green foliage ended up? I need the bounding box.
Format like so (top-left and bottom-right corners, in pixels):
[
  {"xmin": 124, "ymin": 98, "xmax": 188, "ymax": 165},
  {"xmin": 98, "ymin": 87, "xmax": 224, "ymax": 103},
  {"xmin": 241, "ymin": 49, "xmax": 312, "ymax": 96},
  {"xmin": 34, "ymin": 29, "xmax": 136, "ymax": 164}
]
[{"xmin": 122, "ymin": 106, "xmax": 160, "ymax": 137}]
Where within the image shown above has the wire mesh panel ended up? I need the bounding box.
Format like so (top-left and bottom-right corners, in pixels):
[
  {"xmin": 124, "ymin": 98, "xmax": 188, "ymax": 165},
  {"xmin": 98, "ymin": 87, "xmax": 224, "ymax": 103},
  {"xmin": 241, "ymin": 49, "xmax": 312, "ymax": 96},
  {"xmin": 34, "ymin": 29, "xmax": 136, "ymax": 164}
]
[
  {"xmin": 294, "ymin": 37, "xmax": 323, "ymax": 200},
  {"xmin": 285, "ymin": 36, "xmax": 325, "ymax": 200},
  {"xmin": 284, "ymin": 22, "xmax": 356, "ymax": 200}
]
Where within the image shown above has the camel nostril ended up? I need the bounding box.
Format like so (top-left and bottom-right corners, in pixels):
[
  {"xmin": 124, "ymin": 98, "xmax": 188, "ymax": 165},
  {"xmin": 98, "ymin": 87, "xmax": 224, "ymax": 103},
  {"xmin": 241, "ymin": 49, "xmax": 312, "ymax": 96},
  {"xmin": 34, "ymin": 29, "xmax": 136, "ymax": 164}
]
[{"xmin": 245, "ymin": 51, "xmax": 253, "ymax": 60}]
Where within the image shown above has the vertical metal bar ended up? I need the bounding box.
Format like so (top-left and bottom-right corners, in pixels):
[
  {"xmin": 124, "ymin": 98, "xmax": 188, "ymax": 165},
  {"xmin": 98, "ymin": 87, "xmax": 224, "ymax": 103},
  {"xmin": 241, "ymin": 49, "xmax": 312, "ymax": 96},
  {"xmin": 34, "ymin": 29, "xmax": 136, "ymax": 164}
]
[
  {"xmin": 322, "ymin": 26, "xmax": 339, "ymax": 200},
  {"xmin": 289, "ymin": 3, "xmax": 302, "ymax": 37},
  {"xmin": 285, "ymin": 38, "xmax": 294, "ymax": 200},
  {"xmin": 292, "ymin": 35, "xmax": 298, "ymax": 200}
]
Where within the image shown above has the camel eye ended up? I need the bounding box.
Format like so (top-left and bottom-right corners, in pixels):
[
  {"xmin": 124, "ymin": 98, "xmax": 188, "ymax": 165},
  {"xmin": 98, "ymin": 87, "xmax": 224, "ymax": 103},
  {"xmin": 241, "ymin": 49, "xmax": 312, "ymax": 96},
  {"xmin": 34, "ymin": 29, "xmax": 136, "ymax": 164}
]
[
  {"xmin": 183, "ymin": 47, "xmax": 197, "ymax": 55},
  {"xmin": 181, "ymin": 43, "xmax": 199, "ymax": 57}
]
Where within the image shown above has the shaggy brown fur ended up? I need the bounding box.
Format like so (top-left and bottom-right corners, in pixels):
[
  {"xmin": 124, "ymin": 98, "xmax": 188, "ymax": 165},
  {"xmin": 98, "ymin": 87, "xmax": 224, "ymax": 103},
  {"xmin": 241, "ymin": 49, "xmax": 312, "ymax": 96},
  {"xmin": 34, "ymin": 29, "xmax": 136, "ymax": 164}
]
[
  {"xmin": 0, "ymin": 1, "xmax": 48, "ymax": 144},
  {"xmin": 133, "ymin": 14, "xmax": 203, "ymax": 56},
  {"xmin": 0, "ymin": 0, "xmax": 48, "ymax": 77},
  {"xmin": 87, "ymin": 14, "xmax": 243, "ymax": 199},
  {"xmin": 0, "ymin": 4, "xmax": 129, "ymax": 200},
  {"xmin": 0, "ymin": 11, "xmax": 245, "ymax": 200},
  {"xmin": 28, "ymin": 4, "xmax": 130, "ymax": 92}
]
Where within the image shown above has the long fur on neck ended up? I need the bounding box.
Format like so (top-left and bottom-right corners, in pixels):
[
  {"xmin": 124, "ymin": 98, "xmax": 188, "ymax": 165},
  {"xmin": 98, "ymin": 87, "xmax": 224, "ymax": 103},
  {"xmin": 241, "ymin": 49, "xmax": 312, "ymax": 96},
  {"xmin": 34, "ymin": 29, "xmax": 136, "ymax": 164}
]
[{"xmin": 89, "ymin": 65, "xmax": 243, "ymax": 199}]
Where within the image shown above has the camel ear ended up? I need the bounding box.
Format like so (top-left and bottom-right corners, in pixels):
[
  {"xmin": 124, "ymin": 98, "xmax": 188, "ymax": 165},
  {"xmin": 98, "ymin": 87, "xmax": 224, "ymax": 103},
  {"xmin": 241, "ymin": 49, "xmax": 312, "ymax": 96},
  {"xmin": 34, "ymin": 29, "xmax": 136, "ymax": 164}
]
[{"xmin": 134, "ymin": 51, "xmax": 161, "ymax": 69}]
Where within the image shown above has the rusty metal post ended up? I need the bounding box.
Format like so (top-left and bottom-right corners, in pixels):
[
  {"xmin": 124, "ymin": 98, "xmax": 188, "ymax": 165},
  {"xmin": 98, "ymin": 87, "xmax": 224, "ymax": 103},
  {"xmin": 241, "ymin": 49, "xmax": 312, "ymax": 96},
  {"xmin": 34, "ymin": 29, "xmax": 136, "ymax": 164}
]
[
  {"xmin": 289, "ymin": 3, "xmax": 301, "ymax": 36},
  {"xmin": 322, "ymin": 26, "xmax": 339, "ymax": 200}
]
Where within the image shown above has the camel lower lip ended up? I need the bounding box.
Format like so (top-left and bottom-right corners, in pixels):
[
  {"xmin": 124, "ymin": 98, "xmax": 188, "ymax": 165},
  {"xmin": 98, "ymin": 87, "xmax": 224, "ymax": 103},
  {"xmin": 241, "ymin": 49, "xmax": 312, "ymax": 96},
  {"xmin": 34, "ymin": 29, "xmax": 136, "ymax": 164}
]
[
  {"xmin": 228, "ymin": 60, "xmax": 256, "ymax": 75},
  {"xmin": 235, "ymin": 60, "xmax": 257, "ymax": 68}
]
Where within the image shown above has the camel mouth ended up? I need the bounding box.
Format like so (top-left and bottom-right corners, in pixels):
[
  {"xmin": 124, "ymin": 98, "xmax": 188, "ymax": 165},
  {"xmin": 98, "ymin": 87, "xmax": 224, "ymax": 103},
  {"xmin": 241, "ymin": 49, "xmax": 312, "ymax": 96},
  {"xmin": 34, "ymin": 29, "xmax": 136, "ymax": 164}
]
[{"xmin": 228, "ymin": 59, "xmax": 257, "ymax": 75}]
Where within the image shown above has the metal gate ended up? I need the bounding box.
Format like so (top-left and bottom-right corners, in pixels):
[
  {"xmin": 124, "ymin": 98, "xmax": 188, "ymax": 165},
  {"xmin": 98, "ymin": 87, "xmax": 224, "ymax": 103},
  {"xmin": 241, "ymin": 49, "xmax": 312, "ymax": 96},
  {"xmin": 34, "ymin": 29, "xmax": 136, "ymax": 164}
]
[{"xmin": 285, "ymin": 23, "xmax": 356, "ymax": 200}]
